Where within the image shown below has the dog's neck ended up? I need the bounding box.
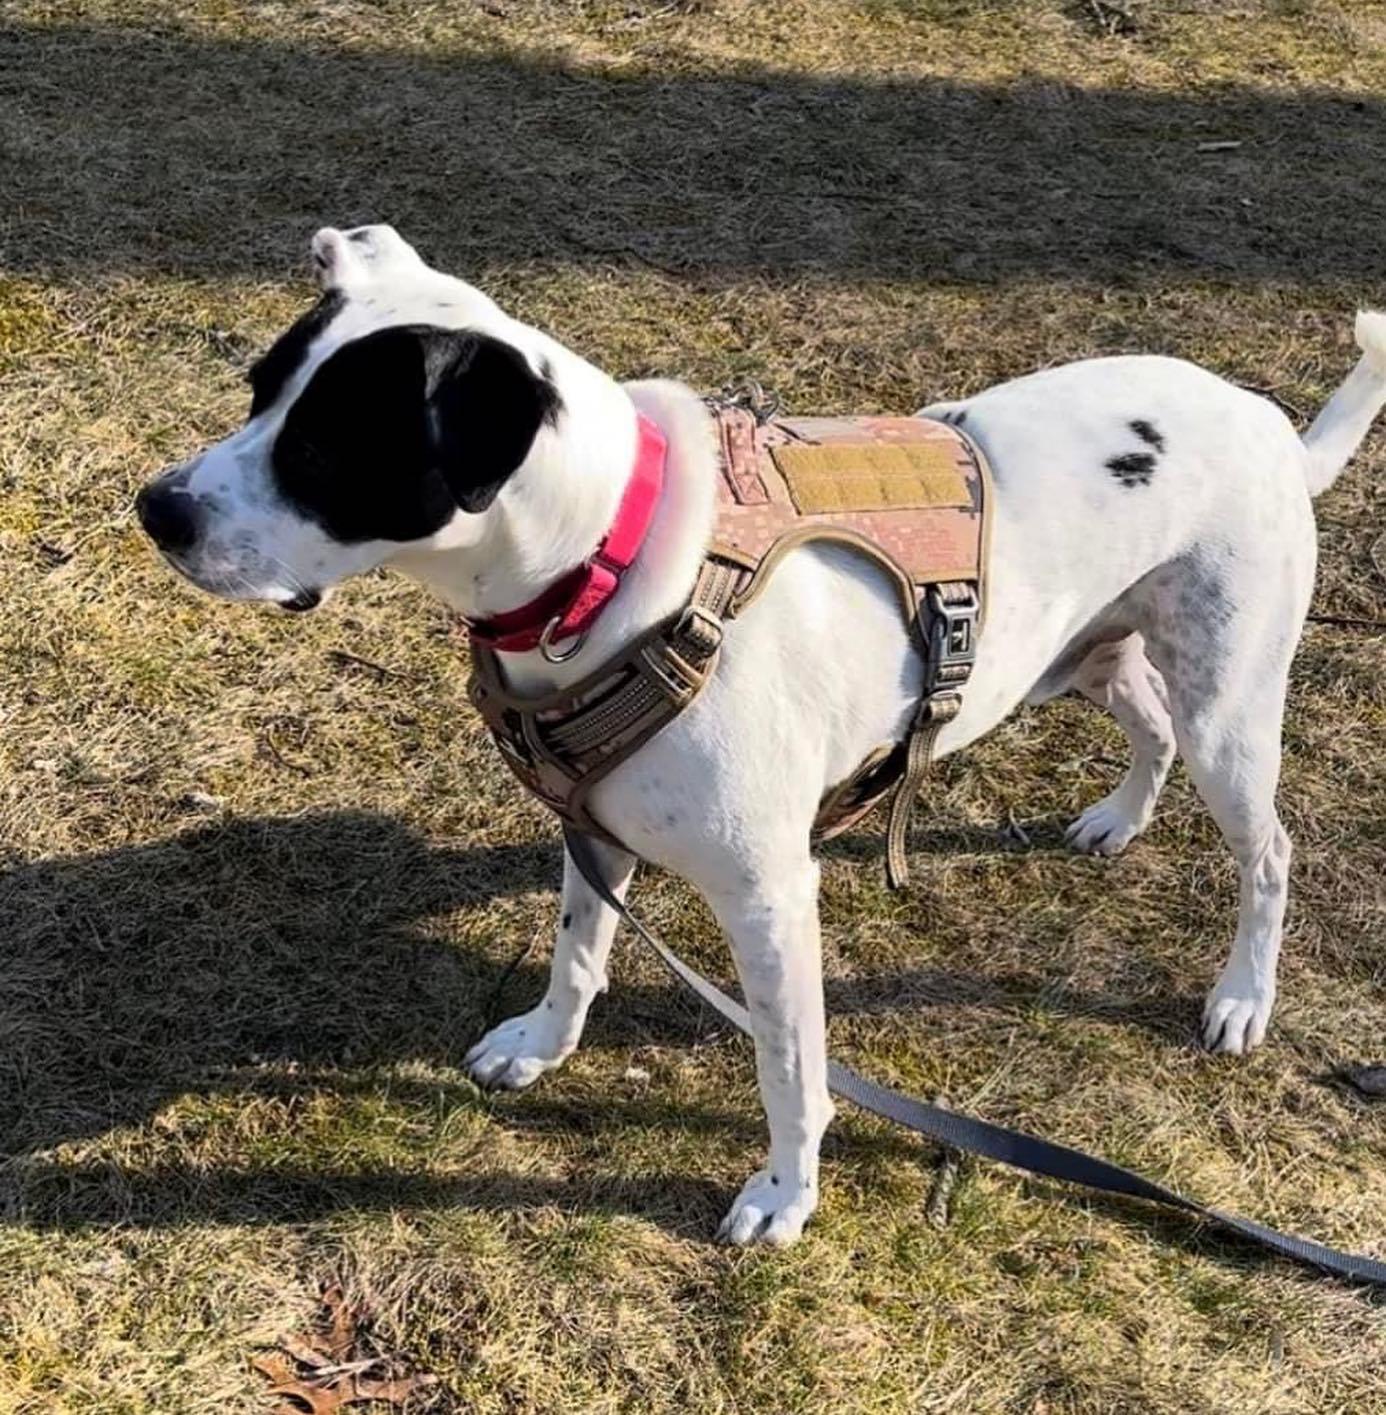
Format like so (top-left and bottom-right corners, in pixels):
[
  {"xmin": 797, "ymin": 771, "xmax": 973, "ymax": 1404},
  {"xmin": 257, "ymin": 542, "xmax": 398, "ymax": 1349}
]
[{"xmin": 390, "ymin": 365, "xmax": 718, "ymax": 695}]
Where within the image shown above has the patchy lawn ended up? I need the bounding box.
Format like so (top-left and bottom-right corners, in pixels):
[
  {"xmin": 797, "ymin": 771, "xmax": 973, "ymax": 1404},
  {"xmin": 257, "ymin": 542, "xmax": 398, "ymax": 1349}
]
[{"xmin": 1, "ymin": 1, "xmax": 1384, "ymax": 1410}]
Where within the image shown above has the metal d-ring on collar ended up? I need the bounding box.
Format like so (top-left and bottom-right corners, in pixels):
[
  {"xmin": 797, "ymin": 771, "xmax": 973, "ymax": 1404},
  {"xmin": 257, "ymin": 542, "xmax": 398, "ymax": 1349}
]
[{"xmin": 539, "ymin": 614, "xmax": 588, "ymax": 664}]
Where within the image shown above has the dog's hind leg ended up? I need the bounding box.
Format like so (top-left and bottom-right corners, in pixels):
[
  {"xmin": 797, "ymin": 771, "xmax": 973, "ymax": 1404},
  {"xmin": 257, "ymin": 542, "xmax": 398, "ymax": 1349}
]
[
  {"xmin": 1065, "ymin": 633, "xmax": 1176, "ymax": 856},
  {"xmin": 466, "ymin": 836, "xmax": 635, "ymax": 1089},
  {"xmin": 1139, "ymin": 552, "xmax": 1308, "ymax": 1056}
]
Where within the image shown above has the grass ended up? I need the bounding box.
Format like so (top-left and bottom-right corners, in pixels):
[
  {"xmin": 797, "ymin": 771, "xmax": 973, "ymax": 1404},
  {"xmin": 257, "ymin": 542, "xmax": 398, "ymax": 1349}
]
[{"xmin": 1, "ymin": 0, "xmax": 1384, "ymax": 1409}]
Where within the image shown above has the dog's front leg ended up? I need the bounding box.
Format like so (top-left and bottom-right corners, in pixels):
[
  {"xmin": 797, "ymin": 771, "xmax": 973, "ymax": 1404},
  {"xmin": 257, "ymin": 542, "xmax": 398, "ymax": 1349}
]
[
  {"xmin": 466, "ymin": 836, "xmax": 635, "ymax": 1090},
  {"xmin": 708, "ymin": 856, "xmax": 834, "ymax": 1246}
]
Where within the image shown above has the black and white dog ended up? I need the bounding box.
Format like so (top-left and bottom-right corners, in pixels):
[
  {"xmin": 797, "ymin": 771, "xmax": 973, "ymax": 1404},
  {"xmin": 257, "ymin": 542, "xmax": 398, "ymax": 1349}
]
[{"xmin": 138, "ymin": 225, "xmax": 1385, "ymax": 1245}]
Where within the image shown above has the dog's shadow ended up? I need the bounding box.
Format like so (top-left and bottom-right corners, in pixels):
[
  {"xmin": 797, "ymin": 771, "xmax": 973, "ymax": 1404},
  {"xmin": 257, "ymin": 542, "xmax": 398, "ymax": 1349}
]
[{"xmin": 0, "ymin": 809, "xmax": 1194, "ymax": 1235}]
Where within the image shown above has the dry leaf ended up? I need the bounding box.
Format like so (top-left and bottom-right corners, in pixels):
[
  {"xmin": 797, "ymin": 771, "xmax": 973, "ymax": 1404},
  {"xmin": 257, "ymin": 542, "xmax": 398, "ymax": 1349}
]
[
  {"xmin": 269, "ymin": 1379, "xmax": 343, "ymax": 1415},
  {"xmin": 254, "ymin": 1280, "xmax": 434, "ymax": 1412},
  {"xmin": 322, "ymin": 1283, "xmax": 357, "ymax": 1362},
  {"xmin": 251, "ymin": 1353, "xmax": 298, "ymax": 1385},
  {"xmin": 277, "ymin": 1333, "xmax": 333, "ymax": 1370}
]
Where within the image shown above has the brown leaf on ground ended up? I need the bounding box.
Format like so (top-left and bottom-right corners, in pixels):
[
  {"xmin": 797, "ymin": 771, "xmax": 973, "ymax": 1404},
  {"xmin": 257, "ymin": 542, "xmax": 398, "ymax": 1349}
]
[
  {"xmin": 322, "ymin": 1283, "xmax": 357, "ymax": 1363},
  {"xmin": 254, "ymin": 1282, "xmax": 435, "ymax": 1411},
  {"xmin": 251, "ymin": 1353, "xmax": 299, "ymax": 1386},
  {"xmin": 267, "ymin": 1372, "xmax": 437, "ymax": 1414}
]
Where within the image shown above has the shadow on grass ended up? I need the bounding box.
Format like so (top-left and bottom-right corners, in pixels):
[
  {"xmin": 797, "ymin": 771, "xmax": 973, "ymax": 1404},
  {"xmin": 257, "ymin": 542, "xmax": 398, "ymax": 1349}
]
[
  {"xmin": 0, "ymin": 807, "xmax": 1199, "ymax": 1234},
  {"xmin": 2, "ymin": 21, "xmax": 1384, "ymax": 289},
  {"xmin": 12, "ymin": 1155, "xmax": 731, "ymax": 1238}
]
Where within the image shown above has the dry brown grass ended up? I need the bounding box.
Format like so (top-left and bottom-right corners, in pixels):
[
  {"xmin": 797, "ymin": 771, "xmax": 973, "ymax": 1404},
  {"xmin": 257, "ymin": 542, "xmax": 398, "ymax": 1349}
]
[{"xmin": 1, "ymin": 1, "xmax": 1384, "ymax": 1410}]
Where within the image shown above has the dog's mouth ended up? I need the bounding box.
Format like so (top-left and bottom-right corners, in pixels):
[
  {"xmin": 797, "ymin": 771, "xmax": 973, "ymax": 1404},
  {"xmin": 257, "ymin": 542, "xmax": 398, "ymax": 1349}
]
[{"xmin": 156, "ymin": 549, "xmax": 324, "ymax": 613}]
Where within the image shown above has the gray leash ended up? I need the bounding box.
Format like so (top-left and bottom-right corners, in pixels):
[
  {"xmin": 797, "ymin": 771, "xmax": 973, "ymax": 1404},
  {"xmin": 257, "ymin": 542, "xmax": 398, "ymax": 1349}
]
[{"xmin": 563, "ymin": 827, "xmax": 1386, "ymax": 1287}]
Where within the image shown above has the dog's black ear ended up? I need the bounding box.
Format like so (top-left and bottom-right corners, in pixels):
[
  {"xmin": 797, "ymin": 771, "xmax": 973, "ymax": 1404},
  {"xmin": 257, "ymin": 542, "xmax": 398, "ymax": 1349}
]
[
  {"xmin": 274, "ymin": 325, "xmax": 562, "ymax": 542},
  {"xmin": 420, "ymin": 329, "xmax": 563, "ymax": 513}
]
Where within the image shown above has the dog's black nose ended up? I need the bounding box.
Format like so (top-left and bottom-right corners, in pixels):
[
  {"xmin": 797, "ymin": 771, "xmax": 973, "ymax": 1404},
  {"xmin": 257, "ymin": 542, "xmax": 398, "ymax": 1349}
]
[{"xmin": 136, "ymin": 481, "xmax": 199, "ymax": 553}]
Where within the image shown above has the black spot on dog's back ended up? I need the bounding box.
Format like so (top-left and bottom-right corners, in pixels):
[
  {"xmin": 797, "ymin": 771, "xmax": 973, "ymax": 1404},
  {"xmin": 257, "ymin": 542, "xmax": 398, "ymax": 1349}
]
[
  {"xmin": 246, "ymin": 289, "xmax": 346, "ymax": 417},
  {"xmin": 1129, "ymin": 419, "xmax": 1165, "ymax": 453},
  {"xmin": 1107, "ymin": 451, "xmax": 1157, "ymax": 488}
]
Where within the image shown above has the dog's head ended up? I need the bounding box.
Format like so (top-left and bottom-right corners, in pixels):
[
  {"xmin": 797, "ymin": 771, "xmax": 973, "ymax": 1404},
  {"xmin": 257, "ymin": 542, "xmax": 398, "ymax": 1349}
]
[{"xmin": 136, "ymin": 225, "xmax": 564, "ymax": 611}]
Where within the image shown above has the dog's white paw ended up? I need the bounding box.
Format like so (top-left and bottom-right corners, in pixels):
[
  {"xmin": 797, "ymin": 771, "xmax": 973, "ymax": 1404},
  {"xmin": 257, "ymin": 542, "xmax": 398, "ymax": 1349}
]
[
  {"xmin": 465, "ymin": 1008, "xmax": 571, "ymax": 1090},
  {"xmin": 1201, "ymin": 969, "xmax": 1275, "ymax": 1055},
  {"xmin": 1064, "ymin": 792, "xmax": 1149, "ymax": 856},
  {"xmin": 715, "ymin": 1168, "xmax": 818, "ymax": 1247}
]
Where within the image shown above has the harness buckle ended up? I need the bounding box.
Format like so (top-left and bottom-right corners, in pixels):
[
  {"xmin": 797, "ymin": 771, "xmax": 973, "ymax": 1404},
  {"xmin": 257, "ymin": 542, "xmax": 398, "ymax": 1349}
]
[
  {"xmin": 673, "ymin": 602, "xmax": 724, "ymax": 659},
  {"xmin": 926, "ymin": 584, "xmax": 979, "ymax": 689},
  {"xmin": 641, "ymin": 605, "xmax": 725, "ymax": 701}
]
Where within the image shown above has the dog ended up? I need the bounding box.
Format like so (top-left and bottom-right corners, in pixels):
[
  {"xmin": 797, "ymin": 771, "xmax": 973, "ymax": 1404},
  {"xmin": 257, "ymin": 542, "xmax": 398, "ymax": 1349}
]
[{"xmin": 137, "ymin": 224, "xmax": 1386, "ymax": 1246}]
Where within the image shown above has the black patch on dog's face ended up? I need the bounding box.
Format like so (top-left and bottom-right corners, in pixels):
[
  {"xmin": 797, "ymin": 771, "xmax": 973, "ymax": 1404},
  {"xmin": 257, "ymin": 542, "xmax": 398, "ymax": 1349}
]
[
  {"xmin": 1106, "ymin": 451, "xmax": 1157, "ymax": 488},
  {"xmin": 247, "ymin": 290, "xmax": 346, "ymax": 418},
  {"xmin": 271, "ymin": 325, "xmax": 561, "ymax": 544},
  {"xmin": 1129, "ymin": 419, "xmax": 1165, "ymax": 452}
]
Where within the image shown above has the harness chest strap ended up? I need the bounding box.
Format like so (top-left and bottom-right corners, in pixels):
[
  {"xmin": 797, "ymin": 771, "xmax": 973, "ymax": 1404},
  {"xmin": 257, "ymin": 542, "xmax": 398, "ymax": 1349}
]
[
  {"xmin": 468, "ymin": 404, "xmax": 994, "ymax": 884},
  {"xmin": 469, "ymin": 552, "xmax": 747, "ymax": 845}
]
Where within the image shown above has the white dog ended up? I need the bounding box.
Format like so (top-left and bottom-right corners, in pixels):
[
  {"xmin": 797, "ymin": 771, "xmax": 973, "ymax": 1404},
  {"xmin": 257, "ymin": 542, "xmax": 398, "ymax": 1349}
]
[{"xmin": 138, "ymin": 225, "xmax": 1386, "ymax": 1246}]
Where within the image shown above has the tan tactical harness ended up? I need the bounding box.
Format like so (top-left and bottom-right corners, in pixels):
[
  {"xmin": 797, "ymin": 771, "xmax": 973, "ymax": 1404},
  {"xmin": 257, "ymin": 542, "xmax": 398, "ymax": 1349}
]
[{"xmin": 468, "ymin": 402, "xmax": 993, "ymax": 887}]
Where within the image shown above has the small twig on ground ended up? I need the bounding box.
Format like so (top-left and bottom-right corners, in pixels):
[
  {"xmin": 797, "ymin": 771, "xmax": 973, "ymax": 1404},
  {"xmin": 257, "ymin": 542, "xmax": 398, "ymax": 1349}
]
[
  {"xmin": 327, "ymin": 648, "xmax": 411, "ymax": 681},
  {"xmin": 261, "ymin": 735, "xmax": 313, "ymax": 777},
  {"xmin": 551, "ymin": 222, "xmax": 690, "ymax": 279},
  {"xmin": 925, "ymin": 1096, "xmax": 967, "ymax": 1230},
  {"xmin": 1305, "ymin": 613, "xmax": 1386, "ymax": 632}
]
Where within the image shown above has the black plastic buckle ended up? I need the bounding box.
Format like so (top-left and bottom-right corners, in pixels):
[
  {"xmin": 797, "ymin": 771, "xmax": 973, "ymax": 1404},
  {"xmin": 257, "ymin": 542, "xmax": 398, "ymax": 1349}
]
[{"xmin": 926, "ymin": 585, "xmax": 979, "ymax": 689}]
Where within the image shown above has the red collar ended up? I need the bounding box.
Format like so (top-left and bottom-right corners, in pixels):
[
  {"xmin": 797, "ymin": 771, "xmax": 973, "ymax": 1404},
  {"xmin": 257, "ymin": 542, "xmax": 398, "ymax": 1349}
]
[{"xmin": 467, "ymin": 414, "xmax": 667, "ymax": 657}]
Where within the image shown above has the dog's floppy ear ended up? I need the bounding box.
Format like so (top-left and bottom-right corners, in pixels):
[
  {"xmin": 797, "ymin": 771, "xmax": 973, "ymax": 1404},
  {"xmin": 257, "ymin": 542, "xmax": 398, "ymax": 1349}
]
[
  {"xmin": 420, "ymin": 328, "xmax": 563, "ymax": 513},
  {"xmin": 273, "ymin": 325, "xmax": 561, "ymax": 543}
]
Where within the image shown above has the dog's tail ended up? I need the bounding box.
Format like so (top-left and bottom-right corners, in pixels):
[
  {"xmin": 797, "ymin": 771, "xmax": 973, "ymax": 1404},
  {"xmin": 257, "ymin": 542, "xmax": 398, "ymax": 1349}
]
[{"xmin": 1301, "ymin": 311, "xmax": 1386, "ymax": 497}]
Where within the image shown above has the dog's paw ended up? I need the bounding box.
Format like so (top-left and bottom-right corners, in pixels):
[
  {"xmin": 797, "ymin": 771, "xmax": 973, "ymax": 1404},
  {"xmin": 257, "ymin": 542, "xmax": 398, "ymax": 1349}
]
[
  {"xmin": 1064, "ymin": 792, "xmax": 1149, "ymax": 856},
  {"xmin": 1201, "ymin": 969, "xmax": 1275, "ymax": 1055},
  {"xmin": 465, "ymin": 1009, "xmax": 571, "ymax": 1091},
  {"xmin": 715, "ymin": 1169, "xmax": 817, "ymax": 1247}
]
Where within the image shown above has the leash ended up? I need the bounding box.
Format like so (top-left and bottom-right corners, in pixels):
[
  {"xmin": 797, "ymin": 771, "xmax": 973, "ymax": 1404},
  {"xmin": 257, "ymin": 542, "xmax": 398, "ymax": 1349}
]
[{"xmin": 562, "ymin": 827, "xmax": 1386, "ymax": 1287}]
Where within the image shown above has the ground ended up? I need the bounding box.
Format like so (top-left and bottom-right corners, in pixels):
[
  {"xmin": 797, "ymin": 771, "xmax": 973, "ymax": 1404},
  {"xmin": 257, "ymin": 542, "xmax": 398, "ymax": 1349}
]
[{"xmin": 1, "ymin": 1, "xmax": 1385, "ymax": 1411}]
